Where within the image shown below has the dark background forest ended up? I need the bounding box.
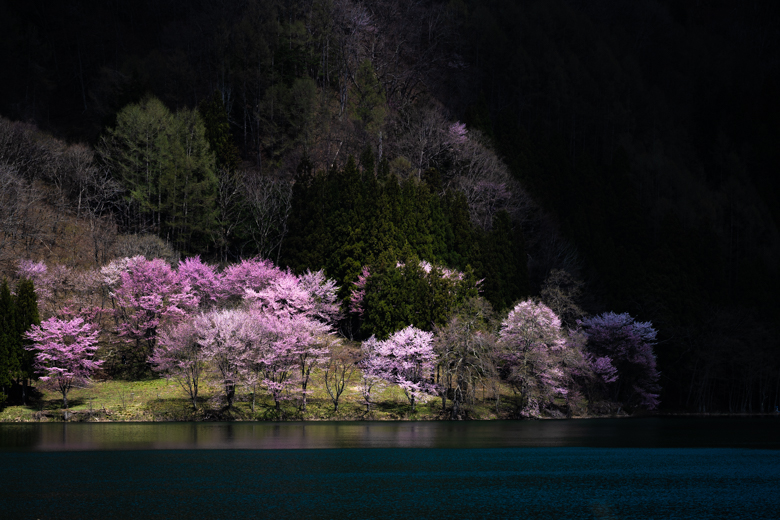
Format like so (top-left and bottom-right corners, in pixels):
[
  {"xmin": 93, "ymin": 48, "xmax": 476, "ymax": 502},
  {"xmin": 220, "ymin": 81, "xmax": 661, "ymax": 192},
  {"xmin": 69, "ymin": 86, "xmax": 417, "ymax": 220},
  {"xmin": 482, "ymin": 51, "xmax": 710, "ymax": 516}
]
[{"xmin": 1, "ymin": 0, "xmax": 778, "ymax": 413}]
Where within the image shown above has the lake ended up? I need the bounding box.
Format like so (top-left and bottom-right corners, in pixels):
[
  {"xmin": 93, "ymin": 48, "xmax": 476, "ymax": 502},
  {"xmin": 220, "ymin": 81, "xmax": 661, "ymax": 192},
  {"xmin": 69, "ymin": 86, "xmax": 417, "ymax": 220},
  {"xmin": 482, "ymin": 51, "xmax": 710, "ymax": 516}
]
[{"xmin": 1, "ymin": 417, "xmax": 779, "ymax": 519}]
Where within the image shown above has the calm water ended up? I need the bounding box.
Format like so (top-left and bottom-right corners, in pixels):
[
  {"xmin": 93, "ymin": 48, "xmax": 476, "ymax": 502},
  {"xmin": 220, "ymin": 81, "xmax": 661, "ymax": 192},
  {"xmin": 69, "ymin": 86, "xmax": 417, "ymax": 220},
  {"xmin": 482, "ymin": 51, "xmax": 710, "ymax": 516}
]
[{"xmin": 1, "ymin": 418, "xmax": 779, "ymax": 519}]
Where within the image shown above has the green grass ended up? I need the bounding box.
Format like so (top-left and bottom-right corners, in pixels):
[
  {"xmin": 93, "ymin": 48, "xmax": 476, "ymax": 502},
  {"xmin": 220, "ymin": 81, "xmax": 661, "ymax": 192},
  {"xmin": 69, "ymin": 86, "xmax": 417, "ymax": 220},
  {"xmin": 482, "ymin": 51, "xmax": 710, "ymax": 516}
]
[{"xmin": 0, "ymin": 371, "xmax": 515, "ymax": 422}]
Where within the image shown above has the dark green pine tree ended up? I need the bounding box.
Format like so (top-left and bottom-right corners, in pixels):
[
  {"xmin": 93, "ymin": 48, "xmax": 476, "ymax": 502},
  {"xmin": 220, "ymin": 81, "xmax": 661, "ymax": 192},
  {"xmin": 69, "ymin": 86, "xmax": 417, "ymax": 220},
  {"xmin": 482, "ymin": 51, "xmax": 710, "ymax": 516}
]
[
  {"xmin": 360, "ymin": 248, "xmax": 479, "ymax": 340},
  {"xmin": 281, "ymin": 156, "xmax": 328, "ymax": 273},
  {"xmin": 443, "ymin": 190, "xmax": 479, "ymax": 270},
  {"xmin": 14, "ymin": 278, "xmax": 40, "ymax": 404},
  {"xmin": 478, "ymin": 210, "xmax": 529, "ymax": 310},
  {"xmin": 199, "ymin": 92, "xmax": 241, "ymax": 172},
  {"xmin": 165, "ymin": 107, "xmax": 220, "ymax": 256},
  {"xmin": 325, "ymin": 156, "xmax": 367, "ymax": 295},
  {"xmin": 381, "ymin": 173, "xmax": 407, "ymax": 251},
  {"xmin": 361, "ymin": 250, "xmax": 412, "ymax": 339},
  {"xmin": 422, "ymin": 168, "xmax": 449, "ymax": 262},
  {"xmin": 397, "ymin": 179, "xmax": 430, "ymax": 261}
]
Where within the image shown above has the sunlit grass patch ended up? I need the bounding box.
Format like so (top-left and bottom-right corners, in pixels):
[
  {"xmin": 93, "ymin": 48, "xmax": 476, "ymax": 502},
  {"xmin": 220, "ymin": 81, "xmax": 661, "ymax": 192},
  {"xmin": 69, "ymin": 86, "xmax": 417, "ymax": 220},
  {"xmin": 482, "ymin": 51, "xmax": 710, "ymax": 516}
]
[{"xmin": 1, "ymin": 368, "xmax": 523, "ymax": 422}]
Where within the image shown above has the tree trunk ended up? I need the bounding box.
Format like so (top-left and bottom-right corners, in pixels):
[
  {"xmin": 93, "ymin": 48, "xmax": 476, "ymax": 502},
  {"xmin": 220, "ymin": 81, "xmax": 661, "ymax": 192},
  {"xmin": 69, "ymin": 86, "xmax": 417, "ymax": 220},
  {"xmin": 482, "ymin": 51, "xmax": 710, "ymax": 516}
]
[{"xmin": 225, "ymin": 383, "xmax": 235, "ymax": 409}]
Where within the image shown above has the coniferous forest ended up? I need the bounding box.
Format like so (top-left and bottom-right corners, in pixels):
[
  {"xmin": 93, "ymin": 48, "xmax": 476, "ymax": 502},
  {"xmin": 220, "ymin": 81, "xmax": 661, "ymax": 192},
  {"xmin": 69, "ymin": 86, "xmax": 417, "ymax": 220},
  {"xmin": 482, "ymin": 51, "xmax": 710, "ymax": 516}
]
[{"xmin": 0, "ymin": 0, "xmax": 779, "ymax": 416}]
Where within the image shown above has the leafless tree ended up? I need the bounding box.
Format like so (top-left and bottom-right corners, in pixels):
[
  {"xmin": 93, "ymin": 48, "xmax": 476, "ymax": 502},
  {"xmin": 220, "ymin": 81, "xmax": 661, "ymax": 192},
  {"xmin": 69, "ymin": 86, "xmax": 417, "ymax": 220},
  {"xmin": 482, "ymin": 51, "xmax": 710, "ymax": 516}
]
[
  {"xmin": 434, "ymin": 297, "xmax": 499, "ymax": 418},
  {"xmin": 213, "ymin": 167, "xmax": 246, "ymax": 263},
  {"xmin": 0, "ymin": 165, "xmax": 57, "ymax": 271},
  {"xmin": 242, "ymin": 169, "xmax": 293, "ymax": 263},
  {"xmin": 323, "ymin": 341, "xmax": 360, "ymax": 413},
  {"xmin": 540, "ymin": 269, "xmax": 586, "ymax": 328}
]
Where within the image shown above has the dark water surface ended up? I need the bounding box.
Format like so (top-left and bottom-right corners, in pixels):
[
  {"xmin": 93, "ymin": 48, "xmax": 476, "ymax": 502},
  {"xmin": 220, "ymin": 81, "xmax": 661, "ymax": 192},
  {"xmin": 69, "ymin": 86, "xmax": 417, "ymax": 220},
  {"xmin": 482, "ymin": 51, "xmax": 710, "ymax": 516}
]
[{"xmin": 1, "ymin": 418, "xmax": 779, "ymax": 519}]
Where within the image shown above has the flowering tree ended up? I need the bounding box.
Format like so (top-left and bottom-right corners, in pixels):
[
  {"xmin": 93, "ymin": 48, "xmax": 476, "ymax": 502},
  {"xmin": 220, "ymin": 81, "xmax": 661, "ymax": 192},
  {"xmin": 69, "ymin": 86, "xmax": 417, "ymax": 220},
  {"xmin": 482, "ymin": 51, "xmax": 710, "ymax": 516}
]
[
  {"xmin": 19, "ymin": 260, "xmax": 106, "ymax": 325},
  {"xmin": 17, "ymin": 260, "xmax": 64, "ymax": 316},
  {"xmin": 241, "ymin": 311, "xmax": 330, "ymax": 415},
  {"xmin": 580, "ymin": 312, "xmax": 660, "ymax": 410},
  {"xmin": 110, "ymin": 256, "xmax": 198, "ymax": 374},
  {"xmin": 25, "ymin": 317, "xmax": 102, "ymax": 408},
  {"xmin": 296, "ymin": 269, "xmax": 342, "ymax": 325},
  {"xmin": 194, "ymin": 309, "xmax": 246, "ymax": 409},
  {"xmin": 358, "ymin": 337, "xmax": 389, "ymax": 414},
  {"xmin": 499, "ymin": 300, "xmax": 568, "ymax": 418},
  {"xmin": 177, "ymin": 256, "xmax": 222, "ymax": 309},
  {"xmin": 349, "ymin": 265, "xmax": 370, "ymax": 316},
  {"xmin": 240, "ymin": 312, "xmax": 296, "ymax": 414},
  {"xmin": 152, "ymin": 320, "xmax": 208, "ymax": 409},
  {"xmin": 16, "ymin": 259, "xmax": 49, "ymax": 288},
  {"xmin": 244, "ymin": 271, "xmax": 318, "ymax": 319},
  {"xmin": 244, "ymin": 270, "xmax": 340, "ymax": 323},
  {"xmin": 362, "ymin": 326, "xmax": 436, "ymax": 412},
  {"xmin": 242, "ymin": 269, "xmax": 338, "ymax": 412},
  {"xmin": 220, "ymin": 257, "xmax": 282, "ymax": 302}
]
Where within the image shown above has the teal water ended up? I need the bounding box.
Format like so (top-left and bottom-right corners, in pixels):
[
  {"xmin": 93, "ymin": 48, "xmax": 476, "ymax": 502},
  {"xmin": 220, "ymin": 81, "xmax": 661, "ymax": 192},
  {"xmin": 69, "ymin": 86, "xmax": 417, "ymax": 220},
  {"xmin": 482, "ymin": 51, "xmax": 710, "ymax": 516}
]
[{"xmin": 1, "ymin": 418, "xmax": 779, "ymax": 519}]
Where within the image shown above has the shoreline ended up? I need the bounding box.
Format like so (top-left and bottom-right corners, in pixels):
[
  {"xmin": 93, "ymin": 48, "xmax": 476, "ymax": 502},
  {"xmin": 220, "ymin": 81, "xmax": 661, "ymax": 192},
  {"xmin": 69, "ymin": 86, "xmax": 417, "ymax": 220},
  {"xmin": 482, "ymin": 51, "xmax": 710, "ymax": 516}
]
[
  {"xmin": 2, "ymin": 410, "xmax": 778, "ymax": 424},
  {"xmin": 2, "ymin": 379, "xmax": 778, "ymax": 423}
]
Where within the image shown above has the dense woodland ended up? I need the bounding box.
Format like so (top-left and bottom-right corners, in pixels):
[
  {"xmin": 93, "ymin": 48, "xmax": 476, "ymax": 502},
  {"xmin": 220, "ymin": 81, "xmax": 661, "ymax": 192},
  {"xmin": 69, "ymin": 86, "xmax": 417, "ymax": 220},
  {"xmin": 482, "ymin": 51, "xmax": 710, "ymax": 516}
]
[{"xmin": 1, "ymin": 0, "xmax": 779, "ymax": 414}]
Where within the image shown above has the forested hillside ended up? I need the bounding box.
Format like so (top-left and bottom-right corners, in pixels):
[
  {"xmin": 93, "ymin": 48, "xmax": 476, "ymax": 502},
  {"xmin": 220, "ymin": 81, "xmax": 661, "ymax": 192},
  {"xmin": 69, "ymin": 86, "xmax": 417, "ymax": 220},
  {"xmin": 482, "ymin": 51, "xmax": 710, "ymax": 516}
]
[{"xmin": 1, "ymin": 0, "xmax": 778, "ymax": 413}]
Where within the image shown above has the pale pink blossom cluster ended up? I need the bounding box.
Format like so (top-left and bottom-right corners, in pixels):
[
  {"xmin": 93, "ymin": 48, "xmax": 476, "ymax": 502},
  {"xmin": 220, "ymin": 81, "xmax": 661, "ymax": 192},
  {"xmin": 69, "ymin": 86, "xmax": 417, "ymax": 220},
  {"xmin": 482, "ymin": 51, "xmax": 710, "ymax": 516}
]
[
  {"xmin": 448, "ymin": 121, "xmax": 468, "ymax": 144},
  {"xmin": 25, "ymin": 316, "xmax": 103, "ymax": 409},
  {"xmin": 499, "ymin": 300, "xmax": 569, "ymax": 417},
  {"xmin": 148, "ymin": 257, "xmax": 340, "ymax": 413},
  {"xmin": 361, "ymin": 326, "xmax": 436, "ymax": 411},
  {"xmin": 19, "ymin": 259, "xmax": 104, "ymax": 318}
]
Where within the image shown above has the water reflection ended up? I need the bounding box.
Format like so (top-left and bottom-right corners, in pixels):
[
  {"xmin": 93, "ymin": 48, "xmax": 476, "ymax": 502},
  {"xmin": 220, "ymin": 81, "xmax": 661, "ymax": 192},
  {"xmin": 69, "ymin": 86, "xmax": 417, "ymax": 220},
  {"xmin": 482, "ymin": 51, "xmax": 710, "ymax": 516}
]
[{"xmin": 1, "ymin": 417, "xmax": 779, "ymax": 451}]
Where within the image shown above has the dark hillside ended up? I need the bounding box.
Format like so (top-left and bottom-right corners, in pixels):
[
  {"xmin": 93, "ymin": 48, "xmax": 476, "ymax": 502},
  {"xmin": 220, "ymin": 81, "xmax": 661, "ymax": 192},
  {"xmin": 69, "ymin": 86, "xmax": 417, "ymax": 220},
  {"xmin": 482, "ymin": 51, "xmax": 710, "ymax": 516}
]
[{"xmin": 447, "ymin": 0, "xmax": 780, "ymax": 410}]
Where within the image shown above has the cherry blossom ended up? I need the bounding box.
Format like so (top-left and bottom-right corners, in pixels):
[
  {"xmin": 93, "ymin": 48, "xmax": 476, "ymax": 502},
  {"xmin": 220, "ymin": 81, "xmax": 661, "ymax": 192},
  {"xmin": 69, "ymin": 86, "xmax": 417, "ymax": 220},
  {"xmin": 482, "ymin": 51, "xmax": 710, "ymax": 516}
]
[{"xmin": 25, "ymin": 316, "xmax": 102, "ymax": 408}]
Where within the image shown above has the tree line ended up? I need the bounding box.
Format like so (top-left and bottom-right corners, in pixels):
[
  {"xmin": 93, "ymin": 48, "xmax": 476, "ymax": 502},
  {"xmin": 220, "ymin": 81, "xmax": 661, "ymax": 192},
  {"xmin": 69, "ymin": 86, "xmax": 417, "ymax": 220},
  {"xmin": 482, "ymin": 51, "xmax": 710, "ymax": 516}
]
[{"xmin": 13, "ymin": 255, "xmax": 659, "ymax": 419}]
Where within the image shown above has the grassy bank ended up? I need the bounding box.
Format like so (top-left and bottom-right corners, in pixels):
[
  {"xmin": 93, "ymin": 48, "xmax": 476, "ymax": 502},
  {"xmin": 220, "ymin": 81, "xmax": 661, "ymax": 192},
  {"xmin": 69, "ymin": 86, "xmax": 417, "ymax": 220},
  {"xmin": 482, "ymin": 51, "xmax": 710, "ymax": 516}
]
[{"xmin": 0, "ymin": 375, "xmax": 510, "ymax": 422}]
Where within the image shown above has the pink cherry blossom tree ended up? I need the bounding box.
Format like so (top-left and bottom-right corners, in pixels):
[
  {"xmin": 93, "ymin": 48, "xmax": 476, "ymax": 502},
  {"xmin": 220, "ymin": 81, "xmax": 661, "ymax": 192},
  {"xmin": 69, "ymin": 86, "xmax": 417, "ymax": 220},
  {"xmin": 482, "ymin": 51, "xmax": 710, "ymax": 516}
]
[
  {"xmin": 499, "ymin": 300, "xmax": 569, "ymax": 418},
  {"xmin": 349, "ymin": 265, "xmax": 370, "ymax": 317},
  {"xmin": 152, "ymin": 319, "xmax": 208, "ymax": 409},
  {"xmin": 194, "ymin": 309, "xmax": 247, "ymax": 409},
  {"xmin": 296, "ymin": 269, "xmax": 342, "ymax": 325},
  {"xmin": 244, "ymin": 271, "xmax": 317, "ymax": 318},
  {"xmin": 220, "ymin": 257, "xmax": 282, "ymax": 302},
  {"xmin": 448, "ymin": 121, "xmax": 468, "ymax": 144},
  {"xmin": 177, "ymin": 256, "xmax": 222, "ymax": 309},
  {"xmin": 362, "ymin": 326, "xmax": 436, "ymax": 412},
  {"xmin": 244, "ymin": 269, "xmax": 341, "ymax": 324},
  {"xmin": 580, "ymin": 312, "xmax": 660, "ymax": 410},
  {"xmin": 241, "ymin": 311, "xmax": 330, "ymax": 416},
  {"xmin": 25, "ymin": 316, "xmax": 102, "ymax": 408},
  {"xmin": 241, "ymin": 269, "xmax": 339, "ymax": 413},
  {"xmin": 110, "ymin": 256, "xmax": 198, "ymax": 374},
  {"xmin": 19, "ymin": 259, "xmax": 107, "ymax": 321},
  {"xmin": 17, "ymin": 260, "xmax": 70, "ymax": 316},
  {"xmin": 358, "ymin": 337, "xmax": 389, "ymax": 414}
]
